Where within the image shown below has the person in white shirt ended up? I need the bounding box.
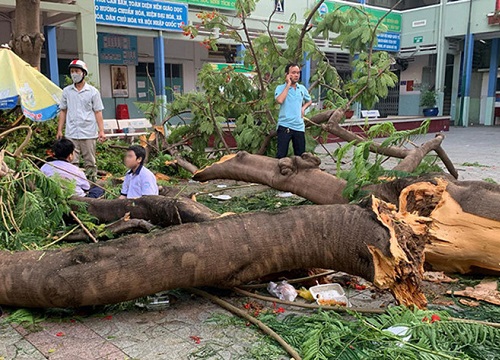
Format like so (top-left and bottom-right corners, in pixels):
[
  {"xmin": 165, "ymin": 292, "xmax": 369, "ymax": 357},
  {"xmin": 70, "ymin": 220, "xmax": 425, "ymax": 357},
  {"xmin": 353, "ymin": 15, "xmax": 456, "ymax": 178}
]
[
  {"xmin": 119, "ymin": 145, "xmax": 158, "ymax": 199},
  {"xmin": 57, "ymin": 59, "xmax": 106, "ymax": 182}
]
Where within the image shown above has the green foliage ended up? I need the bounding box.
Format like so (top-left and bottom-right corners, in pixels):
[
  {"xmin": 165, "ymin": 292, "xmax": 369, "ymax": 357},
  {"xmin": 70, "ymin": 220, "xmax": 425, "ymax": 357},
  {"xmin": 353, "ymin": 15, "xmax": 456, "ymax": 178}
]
[
  {"xmin": 461, "ymin": 161, "xmax": 490, "ymax": 168},
  {"xmin": 96, "ymin": 140, "xmax": 128, "ymax": 174},
  {"xmin": 254, "ymin": 306, "xmax": 500, "ymax": 360},
  {"xmin": 313, "ymin": 5, "xmax": 397, "ymax": 109},
  {"xmin": 1, "ymin": 308, "xmax": 46, "ymax": 331},
  {"xmin": 160, "ymin": 0, "xmax": 398, "ymax": 164},
  {"xmin": 0, "ymin": 157, "xmax": 90, "ymax": 251},
  {"xmin": 334, "ymin": 120, "xmax": 432, "ymax": 201},
  {"xmin": 483, "ymin": 177, "xmax": 498, "ymax": 184},
  {"xmin": 197, "ymin": 189, "xmax": 312, "ymax": 214}
]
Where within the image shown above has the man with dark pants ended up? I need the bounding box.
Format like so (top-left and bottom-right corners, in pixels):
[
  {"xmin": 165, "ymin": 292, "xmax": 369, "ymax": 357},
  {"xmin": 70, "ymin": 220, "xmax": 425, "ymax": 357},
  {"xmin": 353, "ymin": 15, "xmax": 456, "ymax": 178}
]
[{"xmin": 274, "ymin": 63, "xmax": 312, "ymax": 158}]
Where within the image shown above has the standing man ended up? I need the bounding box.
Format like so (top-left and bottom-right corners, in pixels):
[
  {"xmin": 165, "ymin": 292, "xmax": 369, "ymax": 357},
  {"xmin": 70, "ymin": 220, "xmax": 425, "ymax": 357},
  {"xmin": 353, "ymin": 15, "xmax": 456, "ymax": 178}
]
[
  {"xmin": 274, "ymin": 63, "xmax": 312, "ymax": 158},
  {"xmin": 57, "ymin": 59, "xmax": 106, "ymax": 182}
]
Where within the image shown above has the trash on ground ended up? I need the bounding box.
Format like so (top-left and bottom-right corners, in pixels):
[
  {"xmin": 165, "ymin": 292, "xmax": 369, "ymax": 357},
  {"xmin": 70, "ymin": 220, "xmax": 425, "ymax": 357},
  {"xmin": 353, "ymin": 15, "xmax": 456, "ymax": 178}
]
[
  {"xmin": 384, "ymin": 325, "xmax": 411, "ymax": 346},
  {"xmin": 210, "ymin": 194, "xmax": 232, "ymax": 201},
  {"xmin": 135, "ymin": 291, "xmax": 170, "ymax": 310},
  {"xmin": 309, "ymin": 283, "xmax": 350, "ymax": 307},
  {"xmin": 297, "ymin": 287, "xmax": 315, "ymax": 302},
  {"xmin": 276, "ymin": 192, "xmax": 294, "ymax": 198},
  {"xmin": 267, "ymin": 281, "xmax": 298, "ymax": 302}
]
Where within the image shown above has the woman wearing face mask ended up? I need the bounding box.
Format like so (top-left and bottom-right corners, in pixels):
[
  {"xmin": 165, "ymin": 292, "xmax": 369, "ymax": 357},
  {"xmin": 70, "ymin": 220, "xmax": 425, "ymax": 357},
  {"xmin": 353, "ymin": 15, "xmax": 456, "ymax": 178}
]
[{"xmin": 57, "ymin": 59, "xmax": 106, "ymax": 182}]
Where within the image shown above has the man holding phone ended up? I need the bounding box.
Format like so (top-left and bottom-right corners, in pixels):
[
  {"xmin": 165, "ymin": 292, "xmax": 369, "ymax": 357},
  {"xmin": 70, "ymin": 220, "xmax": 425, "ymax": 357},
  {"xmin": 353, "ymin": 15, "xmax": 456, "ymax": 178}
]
[{"xmin": 274, "ymin": 63, "xmax": 312, "ymax": 158}]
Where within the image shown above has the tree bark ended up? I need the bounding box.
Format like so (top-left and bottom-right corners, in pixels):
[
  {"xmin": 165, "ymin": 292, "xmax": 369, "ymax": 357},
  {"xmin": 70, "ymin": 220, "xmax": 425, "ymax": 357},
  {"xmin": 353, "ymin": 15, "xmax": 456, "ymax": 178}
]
[
  {"xmin": 75, "ymin": 195, "xmax": 219, "ymax": 226},
  {"xmin": 193, "ymin": 152, "xmax": 349, "ymax": 205},
  {"xmin": 10, "ymin": 0, "xmax": 44, "ymax": 68},
  {"xmin": 0, "ymin": 197, "xmax": 428, "ymax": 308}
]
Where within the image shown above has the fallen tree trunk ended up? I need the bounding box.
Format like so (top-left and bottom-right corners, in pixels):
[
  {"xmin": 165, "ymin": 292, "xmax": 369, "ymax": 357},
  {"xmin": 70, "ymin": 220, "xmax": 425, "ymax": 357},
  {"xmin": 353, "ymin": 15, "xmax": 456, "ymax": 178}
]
[
  {"xmin": 0, "ymin": 197, "xmax": 428, "ymax": 308},
  {"xmin": 75, "ymin": 195, "xmax": 220, "ymax": 226},
  {"xmin": 194, "ymin": 153, "xmax": 500, "ymax": 275},
  {"xmin": 194, "ymin": 152, "xmax": 348, "ymax": 205}
]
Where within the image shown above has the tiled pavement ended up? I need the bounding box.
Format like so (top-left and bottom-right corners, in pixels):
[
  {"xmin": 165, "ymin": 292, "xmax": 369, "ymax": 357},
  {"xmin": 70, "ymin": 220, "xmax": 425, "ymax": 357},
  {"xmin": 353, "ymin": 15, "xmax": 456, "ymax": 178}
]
[
  {"xmin": 1, "ymin": 126, "xmax": 499, "ymax": 360},
  {"xmin": 0, "ymin": 285, "xmax": 394, "ymax": 360}
]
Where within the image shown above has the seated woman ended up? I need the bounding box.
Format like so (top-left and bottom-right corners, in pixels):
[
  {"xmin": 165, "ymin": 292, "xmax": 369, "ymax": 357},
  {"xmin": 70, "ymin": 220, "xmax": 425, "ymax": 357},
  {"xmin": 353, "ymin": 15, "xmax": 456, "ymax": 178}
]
[{"xmin": 41, "ymin": 138, "xmax": 104, "ymax": 198}]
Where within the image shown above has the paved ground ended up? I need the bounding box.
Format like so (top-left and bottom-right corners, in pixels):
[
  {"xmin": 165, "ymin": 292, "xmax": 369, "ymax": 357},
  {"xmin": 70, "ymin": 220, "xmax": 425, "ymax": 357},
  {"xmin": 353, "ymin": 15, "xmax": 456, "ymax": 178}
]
[{"xmin": 1, "ymin": 126, "xmax": 499, "ymax": 360}]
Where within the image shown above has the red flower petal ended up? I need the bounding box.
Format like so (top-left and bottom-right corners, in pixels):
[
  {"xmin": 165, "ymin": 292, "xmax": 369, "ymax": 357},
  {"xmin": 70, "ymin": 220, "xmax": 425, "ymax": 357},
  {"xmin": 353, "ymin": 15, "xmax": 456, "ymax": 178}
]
[
  {"xmin": 55, "ymin": 332, "xmax": 65, "ymax": 337},
  {"xmin": 190, "ymin": 335, "xmax": 201, "ymax": 344},
  {"xmin": 431, "ymin": 314, "xmax": 441, "ymax": 323},
  {"xmin": 103, "ymin": 315, "xmax": 113, "ymax": 320}
]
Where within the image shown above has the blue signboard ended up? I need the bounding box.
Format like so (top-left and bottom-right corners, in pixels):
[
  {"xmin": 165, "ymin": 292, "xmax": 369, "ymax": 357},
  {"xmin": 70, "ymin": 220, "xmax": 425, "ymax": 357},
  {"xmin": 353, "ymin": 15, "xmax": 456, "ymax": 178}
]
[
  {"xmin": 95, "ymin": 0, "xmax": 188, "ymax": 32},
  {"xmin": 374, "ymin": 32, "xmax": 401, "ymax": 52},
  {"xmin": 98, "ymin": 33, "xmax": 138, "ymax": 65}
]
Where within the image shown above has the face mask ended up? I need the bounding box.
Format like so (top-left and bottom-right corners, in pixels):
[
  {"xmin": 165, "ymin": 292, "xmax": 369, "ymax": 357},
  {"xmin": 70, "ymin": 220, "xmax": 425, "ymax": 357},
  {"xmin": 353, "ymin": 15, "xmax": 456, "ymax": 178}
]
[{"xmin": 71, "ymin": 73, "xmax": 83, "ymax": 84}]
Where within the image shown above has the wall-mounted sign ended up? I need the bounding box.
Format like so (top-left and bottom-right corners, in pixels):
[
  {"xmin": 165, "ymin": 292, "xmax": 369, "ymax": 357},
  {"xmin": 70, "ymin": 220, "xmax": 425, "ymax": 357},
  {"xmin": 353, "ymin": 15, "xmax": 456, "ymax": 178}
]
[
  {"xmin": 319, "ymin": 1, "xmax": 402, "ymax": 52},
  {"xmin": 374, "ymin": 31, "xmax": 401, "ymax": 52},
  {"xmin": 414, "ymin": 36, "xmax": 424, "ymax": 44},
  {"xmin": 412, "ymin": 20, "xmax": 427, "ymax": 28},
  {"xmin": 95, "ymin": 0, "xmax": 188, "ymax": 32},
  {"xmin": 98, "ymin": 33, "xmax": 138, "ymax": 65},
  {"xmin": 177, "ymin": 0, "xmax": 236, "ymax": 10}
]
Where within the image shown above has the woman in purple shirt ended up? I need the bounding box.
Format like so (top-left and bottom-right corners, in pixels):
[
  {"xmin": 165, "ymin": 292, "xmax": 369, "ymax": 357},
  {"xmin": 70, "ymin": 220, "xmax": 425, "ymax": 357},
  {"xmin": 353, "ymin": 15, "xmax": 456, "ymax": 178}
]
[{"xmin": 41, "ymin": 138, "xmax": 103, "ymax": 198}]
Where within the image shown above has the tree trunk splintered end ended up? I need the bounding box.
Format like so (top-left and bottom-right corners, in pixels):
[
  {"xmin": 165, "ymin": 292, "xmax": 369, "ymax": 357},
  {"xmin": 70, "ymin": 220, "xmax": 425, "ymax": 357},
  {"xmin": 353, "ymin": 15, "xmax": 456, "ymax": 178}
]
[
  {"xmin": 368, "ymin": 197, "xmax": 428, "ymax": 309},
  {"xmin": 399, "ymin": 178, "xmax": 500, "ymax": 275}
]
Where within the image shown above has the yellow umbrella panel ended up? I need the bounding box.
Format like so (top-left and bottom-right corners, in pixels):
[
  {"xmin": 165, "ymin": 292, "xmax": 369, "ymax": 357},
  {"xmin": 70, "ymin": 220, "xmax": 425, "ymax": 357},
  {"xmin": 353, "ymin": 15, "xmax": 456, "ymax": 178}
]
[{"xmin": 0, "ymin": 48, "xmax": 62, "ymax": 122}]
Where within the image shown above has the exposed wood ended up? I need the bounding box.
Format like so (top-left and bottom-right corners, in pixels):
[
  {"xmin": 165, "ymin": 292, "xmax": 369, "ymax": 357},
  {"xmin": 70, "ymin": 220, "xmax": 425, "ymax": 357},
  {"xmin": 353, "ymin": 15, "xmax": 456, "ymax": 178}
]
[
  {"xmin": 447, "ymin": 279, "xmax": 500, "ymax": 306},
  {"xmin": 399, "ymin": 179, "xmax": 500, "ymax": 274},
  {"xmin": 194, "ymin": 153, "xmax": 500, "ymax": 275}
]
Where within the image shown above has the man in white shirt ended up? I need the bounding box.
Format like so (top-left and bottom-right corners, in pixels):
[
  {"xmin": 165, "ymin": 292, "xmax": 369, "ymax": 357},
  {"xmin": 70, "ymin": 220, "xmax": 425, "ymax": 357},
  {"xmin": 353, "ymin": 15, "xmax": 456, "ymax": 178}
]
[{"xmin": 57, "ymin": 59, "xmax": 106, "ymax": 182}]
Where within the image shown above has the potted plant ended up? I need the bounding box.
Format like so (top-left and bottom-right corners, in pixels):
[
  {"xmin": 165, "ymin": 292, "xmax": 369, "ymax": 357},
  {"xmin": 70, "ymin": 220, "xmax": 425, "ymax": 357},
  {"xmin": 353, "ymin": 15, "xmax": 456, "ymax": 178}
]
[{"xmin": 420, "ymin": 88, "xmax": 438, "ymax": 117}]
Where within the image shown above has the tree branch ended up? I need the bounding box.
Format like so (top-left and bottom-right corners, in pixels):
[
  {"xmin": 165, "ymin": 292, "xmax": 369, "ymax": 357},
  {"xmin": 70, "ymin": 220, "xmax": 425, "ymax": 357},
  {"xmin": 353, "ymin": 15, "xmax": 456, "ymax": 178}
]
[{"xmin": 295, "ymin": 0, "xmax": 326, "ymax": 62}]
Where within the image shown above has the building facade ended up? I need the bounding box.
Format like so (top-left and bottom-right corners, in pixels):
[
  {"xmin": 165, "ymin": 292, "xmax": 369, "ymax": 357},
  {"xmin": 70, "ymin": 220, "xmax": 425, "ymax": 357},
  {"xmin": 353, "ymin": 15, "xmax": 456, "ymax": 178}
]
[{"xmin": 0, "ymin": 0, "xmax": 499, "ymax": 126}]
